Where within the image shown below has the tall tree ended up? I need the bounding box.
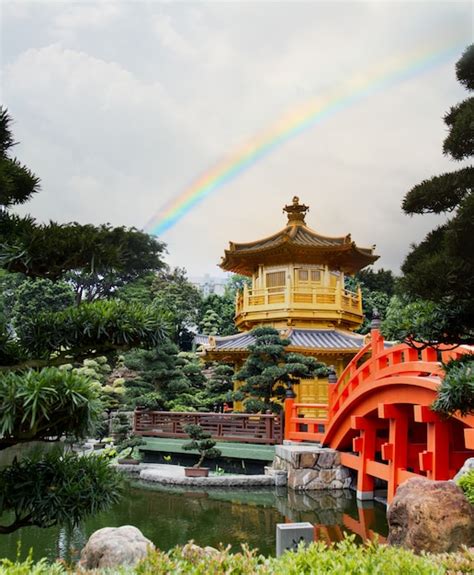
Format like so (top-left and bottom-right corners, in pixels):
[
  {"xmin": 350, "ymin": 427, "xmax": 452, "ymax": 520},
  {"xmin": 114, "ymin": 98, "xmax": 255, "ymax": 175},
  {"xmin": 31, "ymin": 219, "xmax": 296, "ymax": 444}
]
[
  {"xmin": 399, "ymin": 44, "xmax": 474, "ymax": 346},
  {"xmin": 151, "ymin": 267, "xmax": 202, "ymax": 349}
]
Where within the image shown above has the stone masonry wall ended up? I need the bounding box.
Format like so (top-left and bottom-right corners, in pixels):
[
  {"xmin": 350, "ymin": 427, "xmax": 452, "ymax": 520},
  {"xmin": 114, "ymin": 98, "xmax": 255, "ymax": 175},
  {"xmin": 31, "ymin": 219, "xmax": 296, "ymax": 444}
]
[{"xmin": 273, "ymin": 445, "xmax": 351, "ymax": 490}]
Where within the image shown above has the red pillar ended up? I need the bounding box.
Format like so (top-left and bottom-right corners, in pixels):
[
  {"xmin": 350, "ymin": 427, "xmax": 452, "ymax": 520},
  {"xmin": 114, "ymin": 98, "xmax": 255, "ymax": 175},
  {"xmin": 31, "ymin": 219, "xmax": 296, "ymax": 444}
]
[
  {"xmin": 284, "ymin": 397, "xmax": 296, "ymax": 441},
  {"xmin": 378, "ymin": 404, "xmax": 409, "ymax": 502},
  {"xmin": 415, "ymin": 405, "xmax": 451, "ymax": 480},
  {"xmin": 351, "ymin": 415, "xmax": 376, "ymax": 500}
]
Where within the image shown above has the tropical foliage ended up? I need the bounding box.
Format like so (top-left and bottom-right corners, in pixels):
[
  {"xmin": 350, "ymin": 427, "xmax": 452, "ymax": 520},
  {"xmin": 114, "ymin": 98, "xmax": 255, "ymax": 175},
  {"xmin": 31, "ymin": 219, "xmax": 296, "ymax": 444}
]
[
  {"xmin": 19, "ymin": 300, "xmax": 169, "ymax": 361},
  {"xmin": 0, "ymin": 451, "xmax": 122, "ymax": 534},
  {"xmin": 431, "ymin": 356, "xmax": 474, "ymax": 417},
  {"xmin": 0, "ymin": 368, "xmax": 102, "ymax": 448}
]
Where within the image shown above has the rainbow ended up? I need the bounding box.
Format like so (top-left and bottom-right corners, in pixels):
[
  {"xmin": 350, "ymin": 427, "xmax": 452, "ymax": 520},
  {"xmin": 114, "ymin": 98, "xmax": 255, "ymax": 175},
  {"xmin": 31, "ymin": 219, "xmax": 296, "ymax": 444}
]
[{"xmin": 145, "ymin": 40, "xmax": 465, "ymax": 236}]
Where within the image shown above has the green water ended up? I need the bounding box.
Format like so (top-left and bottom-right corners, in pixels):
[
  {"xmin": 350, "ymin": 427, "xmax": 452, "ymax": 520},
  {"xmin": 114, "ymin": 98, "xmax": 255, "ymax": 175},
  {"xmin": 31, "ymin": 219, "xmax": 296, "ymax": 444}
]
[{"xmin": 0, "ymin": 483, "xmax": 388, "ymax": 561}]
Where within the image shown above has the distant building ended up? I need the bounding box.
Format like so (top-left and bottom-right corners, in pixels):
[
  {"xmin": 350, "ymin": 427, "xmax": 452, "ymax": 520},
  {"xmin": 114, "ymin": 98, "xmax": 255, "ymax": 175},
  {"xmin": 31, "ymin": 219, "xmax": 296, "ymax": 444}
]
[{"xmin": 190, "ymin": 274, "xmax": 227, "ymax": 297}]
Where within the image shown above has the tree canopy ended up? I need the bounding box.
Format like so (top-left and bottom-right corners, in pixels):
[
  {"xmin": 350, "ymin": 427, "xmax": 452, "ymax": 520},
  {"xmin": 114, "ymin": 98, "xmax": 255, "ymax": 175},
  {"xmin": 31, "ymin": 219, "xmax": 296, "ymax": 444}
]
[{"xmin": 0, "ymin": 108, "xmax": 40, "ymax": 209}]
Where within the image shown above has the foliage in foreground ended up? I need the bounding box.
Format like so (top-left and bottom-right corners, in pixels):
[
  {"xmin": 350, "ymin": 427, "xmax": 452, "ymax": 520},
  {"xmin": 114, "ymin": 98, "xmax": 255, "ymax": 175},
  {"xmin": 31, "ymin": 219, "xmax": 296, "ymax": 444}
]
[
  {"xmin": 0, "ymin": 368, "xmax": 102, "ymax": 447},
  {"xmin": 0, "ymin": 451, "xmax": 122, "ymax": 534},
  {"xmin": 1, "ymin": 538, "xmax": 473, "ymax": 574},
  {"xmin": 457, "ymin": 469, "xmax": 474, "ymax": 505}
]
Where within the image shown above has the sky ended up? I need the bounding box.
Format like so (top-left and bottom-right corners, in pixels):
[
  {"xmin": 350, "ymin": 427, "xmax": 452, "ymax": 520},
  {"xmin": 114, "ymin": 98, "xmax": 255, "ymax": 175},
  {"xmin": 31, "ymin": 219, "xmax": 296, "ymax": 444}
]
[{"xmin": 1, "ymin": 1, "xmax": 473, "ymax": 278}]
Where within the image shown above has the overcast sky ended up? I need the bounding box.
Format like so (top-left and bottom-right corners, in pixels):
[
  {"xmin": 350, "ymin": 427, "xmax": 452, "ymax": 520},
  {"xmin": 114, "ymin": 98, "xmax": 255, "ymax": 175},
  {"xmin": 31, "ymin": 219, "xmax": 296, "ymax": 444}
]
[{"xmin": 1, "ymin": 1, "xmax": 473, "ymax": 278}]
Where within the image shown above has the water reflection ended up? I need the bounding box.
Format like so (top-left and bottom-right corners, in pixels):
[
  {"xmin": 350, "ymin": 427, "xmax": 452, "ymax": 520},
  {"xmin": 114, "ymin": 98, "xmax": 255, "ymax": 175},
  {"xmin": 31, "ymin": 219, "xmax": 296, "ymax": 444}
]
[{"xmin": 0, "ymin": 484, "xmax": 387, "ymax": 562}]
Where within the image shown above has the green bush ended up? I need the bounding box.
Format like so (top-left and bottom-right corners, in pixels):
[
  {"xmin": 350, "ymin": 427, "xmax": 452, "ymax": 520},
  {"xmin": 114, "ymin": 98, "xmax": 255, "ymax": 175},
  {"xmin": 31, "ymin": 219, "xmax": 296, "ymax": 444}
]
[
  {"xmin": 0, "ymin": 367, "xmax": 102, "ymax": 442},
  {"xmin": 457, "ymin": 469, "xmax": 474, "ymax": 504},
  {"xmin": 0, "ymin": 451, "xmax": 123, "ymax": 531},
  {"xmin": 432, "ymin": 356, "xmax": 474, "ymax": 417},
  {"xmin": 0, "ymin": 538, "xmax": 473, "ymax": 574},
  {"xmin": 0, "ymin": 555, "xmax": 66, "ymax": 575}
]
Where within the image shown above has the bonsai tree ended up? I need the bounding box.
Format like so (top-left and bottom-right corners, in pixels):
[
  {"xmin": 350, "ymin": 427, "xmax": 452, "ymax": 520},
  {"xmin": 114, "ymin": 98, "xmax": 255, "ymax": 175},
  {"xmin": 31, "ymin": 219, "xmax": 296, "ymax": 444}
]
[{"xmin": 182, "ymin": 424, "xmax": 221, "ymax": 468}]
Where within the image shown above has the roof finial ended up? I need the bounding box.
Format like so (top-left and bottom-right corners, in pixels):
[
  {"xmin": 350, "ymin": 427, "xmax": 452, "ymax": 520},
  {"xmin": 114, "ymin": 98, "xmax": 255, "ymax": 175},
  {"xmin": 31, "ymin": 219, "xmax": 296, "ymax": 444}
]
[{"xmin": 283, "ymin": 196, "xmax": 309, "ymax": 225}]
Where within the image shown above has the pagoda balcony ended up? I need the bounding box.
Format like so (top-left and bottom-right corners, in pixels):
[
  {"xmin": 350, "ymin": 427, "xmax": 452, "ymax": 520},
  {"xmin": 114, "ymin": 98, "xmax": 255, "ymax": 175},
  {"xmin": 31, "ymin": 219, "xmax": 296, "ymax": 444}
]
[{"xmin": 235, "ymin": 284, "xmax": 363, "ymax": 331}]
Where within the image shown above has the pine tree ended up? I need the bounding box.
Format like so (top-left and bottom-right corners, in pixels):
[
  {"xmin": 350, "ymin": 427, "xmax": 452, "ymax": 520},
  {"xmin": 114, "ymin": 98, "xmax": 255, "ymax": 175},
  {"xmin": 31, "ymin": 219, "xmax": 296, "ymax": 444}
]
[
  {"xmin": 234, "ymin": 327, "xmax": 327, "ymax": 413},
  {"xmin": 400, "ymin": 44, "xmax": 474, "ymax": 345}
]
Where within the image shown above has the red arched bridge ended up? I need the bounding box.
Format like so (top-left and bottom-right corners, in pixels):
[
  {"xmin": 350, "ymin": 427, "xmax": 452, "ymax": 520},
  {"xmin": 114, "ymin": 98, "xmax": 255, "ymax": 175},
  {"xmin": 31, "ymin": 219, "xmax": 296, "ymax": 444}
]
[{"xmin": 284, "ymin": 327, "xmax": 474, "ymax": 502}]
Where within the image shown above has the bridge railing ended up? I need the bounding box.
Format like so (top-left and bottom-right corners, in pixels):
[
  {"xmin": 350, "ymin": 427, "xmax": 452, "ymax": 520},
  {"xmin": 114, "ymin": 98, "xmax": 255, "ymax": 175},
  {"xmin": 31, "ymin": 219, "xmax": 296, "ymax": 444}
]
[
  {"xmin": 134, "ymin": 409, "xmax": 283, "ymax": 445},
  {"xmin": 328, "ymin": 331, "xmax": 468, "ymax": 422},
  {"xmin": 284, "ymin": 400, "xmax": 329, "ymax": 442}
]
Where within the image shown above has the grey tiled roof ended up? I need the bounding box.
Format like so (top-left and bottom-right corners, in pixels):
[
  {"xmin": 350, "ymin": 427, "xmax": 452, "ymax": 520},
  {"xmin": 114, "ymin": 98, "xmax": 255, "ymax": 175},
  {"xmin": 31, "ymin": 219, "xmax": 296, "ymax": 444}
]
[{"xmin": 195, "ymin": 328, "xmax": 368, "ymax": 352}]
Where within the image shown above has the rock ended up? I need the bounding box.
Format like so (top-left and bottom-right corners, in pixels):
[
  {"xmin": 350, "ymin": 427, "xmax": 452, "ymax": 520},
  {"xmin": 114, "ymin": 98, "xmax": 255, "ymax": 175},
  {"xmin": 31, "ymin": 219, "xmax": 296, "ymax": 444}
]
[
  {"xmin": 181, "ymin": 543, "xmax": 219, "ymax": 560},
  {"xmin": 317, "ymin": 451, "xmax": 336, "ymax": 469},
  {"xmin": 79, "ymin": 525, "xmax": 155, "ymax": 569},
  {"xmin": 387, "ymin": 477, "xmax": 474, "ymax": 553},
  {"xmin": 453, "ymin": 457, "xmax": 474, "ymax": 483},
  {"xmin": 300, "ymin": 452, "xmax": 318, "ymax": 468}
]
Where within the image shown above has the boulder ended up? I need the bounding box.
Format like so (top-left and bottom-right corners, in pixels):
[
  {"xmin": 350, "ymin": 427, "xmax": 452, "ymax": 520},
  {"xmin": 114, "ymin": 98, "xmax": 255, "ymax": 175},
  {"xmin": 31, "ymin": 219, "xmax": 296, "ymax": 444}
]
[
  {"xmin": 79, "ymin": 525, "xmax": 155, "ymax": 569},
  {"xmin": 387, "ymin": 477, "xmax": 474, "ymax": 553}
]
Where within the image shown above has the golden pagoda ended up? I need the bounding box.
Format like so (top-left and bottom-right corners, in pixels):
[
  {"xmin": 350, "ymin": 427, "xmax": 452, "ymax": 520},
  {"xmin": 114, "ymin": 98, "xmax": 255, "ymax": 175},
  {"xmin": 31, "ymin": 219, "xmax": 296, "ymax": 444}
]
[{"xmin": 196, "ymin": 197, "xmax": 379, "ymax": 406}]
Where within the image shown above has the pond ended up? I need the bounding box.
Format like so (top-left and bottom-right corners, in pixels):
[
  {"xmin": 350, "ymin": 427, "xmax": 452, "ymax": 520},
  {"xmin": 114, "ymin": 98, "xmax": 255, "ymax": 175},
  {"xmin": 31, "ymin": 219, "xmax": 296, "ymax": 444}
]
[{"xmin": 0, "ymin": 482, "xmax": 388, "ymax": 562}]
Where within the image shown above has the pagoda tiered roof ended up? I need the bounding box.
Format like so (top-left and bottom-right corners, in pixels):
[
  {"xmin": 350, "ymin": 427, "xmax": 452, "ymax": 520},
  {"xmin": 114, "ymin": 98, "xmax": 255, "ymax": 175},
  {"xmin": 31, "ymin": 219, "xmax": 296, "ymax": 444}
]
[
  {"xmin": 196, "ymin": 328, "xmax": 367, "ymax": 353},
  {"xmin": 220, "ymin": 197, "xmax": 378, "ymax": 275}
]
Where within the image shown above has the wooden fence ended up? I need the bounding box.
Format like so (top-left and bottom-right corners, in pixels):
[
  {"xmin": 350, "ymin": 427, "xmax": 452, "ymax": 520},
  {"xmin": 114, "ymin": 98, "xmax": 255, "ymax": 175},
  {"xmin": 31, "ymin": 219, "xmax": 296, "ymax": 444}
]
[{"xmin": 134, "ymin": 409, "xmax": 283, "ymax": 445}]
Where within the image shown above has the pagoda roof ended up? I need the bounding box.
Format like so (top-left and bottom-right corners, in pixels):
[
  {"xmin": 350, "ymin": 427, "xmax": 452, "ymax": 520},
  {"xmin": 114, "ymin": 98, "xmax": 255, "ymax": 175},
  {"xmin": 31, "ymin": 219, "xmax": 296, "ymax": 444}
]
[
  {"xmin": 195, "ymin": 328, "xmax": 367, "ymax": 353},
  {"xmin": 220, "ymin": 197, "xmax": 378, "ymax": 275},
  {"xmin": 195, "ymin": 328, "xmax": 393, "ymax": 354}
]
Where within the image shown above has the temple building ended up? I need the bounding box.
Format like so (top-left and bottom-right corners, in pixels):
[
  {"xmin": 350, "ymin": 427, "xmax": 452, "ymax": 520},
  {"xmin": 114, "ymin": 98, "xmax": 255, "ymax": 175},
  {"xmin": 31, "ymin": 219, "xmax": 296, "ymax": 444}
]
[{"xmin": 196, "ymin": 197, "xmax": 379, "ymax": 407}]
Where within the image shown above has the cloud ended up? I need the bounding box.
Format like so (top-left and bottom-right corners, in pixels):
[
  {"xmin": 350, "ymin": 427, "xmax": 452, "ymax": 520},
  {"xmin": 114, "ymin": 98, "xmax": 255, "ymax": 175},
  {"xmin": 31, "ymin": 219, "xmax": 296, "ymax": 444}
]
[{"xmin": 2, "ymin": 1, "xmax": 472, "ymax": 278}]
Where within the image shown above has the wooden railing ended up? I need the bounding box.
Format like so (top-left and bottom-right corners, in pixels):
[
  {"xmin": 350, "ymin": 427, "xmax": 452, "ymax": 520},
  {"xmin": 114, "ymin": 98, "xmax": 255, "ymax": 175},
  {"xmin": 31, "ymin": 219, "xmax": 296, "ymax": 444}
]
[
  {"xmin": 134, "ymin": 410, "xmax": 283, "ymax": 445},
  {"xmin": 236, "ymin": 285, "xmax": 362, "ymax": 317}
]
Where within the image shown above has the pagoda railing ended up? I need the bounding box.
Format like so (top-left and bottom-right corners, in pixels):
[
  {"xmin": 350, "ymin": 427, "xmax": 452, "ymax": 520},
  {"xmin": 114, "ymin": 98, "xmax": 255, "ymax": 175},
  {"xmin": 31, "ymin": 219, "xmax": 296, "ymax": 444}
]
[
  {"xmin": 134, "ymin": 410, "xmax": 283, "ymax": 445},
  {"xmin": 236, "ymin": 285, "xmax": 362, "ymax": 318}
]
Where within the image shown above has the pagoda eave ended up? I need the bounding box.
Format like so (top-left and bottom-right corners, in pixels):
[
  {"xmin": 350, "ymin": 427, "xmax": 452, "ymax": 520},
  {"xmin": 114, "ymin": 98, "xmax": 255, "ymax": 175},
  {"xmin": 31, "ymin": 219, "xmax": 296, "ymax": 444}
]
[{"xmin": 221, "ymin": 244, "xmax": 379, "ymax": 276}]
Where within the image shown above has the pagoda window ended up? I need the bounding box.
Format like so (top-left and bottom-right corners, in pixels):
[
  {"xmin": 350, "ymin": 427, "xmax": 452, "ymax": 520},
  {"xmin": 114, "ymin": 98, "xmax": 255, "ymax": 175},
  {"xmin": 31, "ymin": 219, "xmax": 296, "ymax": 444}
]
[
  {"xmin": 266, "ymin": 271, "xmax": 286, "ymax": 290},
  {"xmin": 295, "ymin": 268, "xmax": 322, "ymax": 285},
  {"xmin": 298, "ymin": 269, "xmax": 309, "ymax": 281}
]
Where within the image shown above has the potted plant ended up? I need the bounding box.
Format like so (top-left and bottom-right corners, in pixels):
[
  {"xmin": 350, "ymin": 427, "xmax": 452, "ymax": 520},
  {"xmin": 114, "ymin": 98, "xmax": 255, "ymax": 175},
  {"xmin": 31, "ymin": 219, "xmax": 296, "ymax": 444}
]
[
  {"xmin": 117, "ymin": 435, "xmax": 146, "ymax": 465},
  {"xmin": 182, "ymin": 424, "xmax": 221, "ymax": 477}
]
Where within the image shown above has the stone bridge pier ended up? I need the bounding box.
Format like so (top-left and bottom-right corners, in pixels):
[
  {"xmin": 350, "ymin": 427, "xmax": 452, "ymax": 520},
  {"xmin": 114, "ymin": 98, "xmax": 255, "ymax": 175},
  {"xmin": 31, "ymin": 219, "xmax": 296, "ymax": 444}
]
[{"xmin": 273, "ymin": 444, "xmax": 351, "ymax": 490}]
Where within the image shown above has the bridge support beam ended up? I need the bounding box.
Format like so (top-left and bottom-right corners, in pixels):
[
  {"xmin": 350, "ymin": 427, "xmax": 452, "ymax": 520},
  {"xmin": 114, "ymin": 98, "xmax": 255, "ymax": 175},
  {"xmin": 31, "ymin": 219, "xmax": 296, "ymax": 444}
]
[
  {"xmin": 415, "ymin": 405, "xmax": 450, "ymax": 480},
  {"xmin": 378, "ymin": 404, "xmax": 409, "ymax": 502},
  {"xmin": 351, "ymin": 415, "xmax": 377, "ymax": 500}
]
